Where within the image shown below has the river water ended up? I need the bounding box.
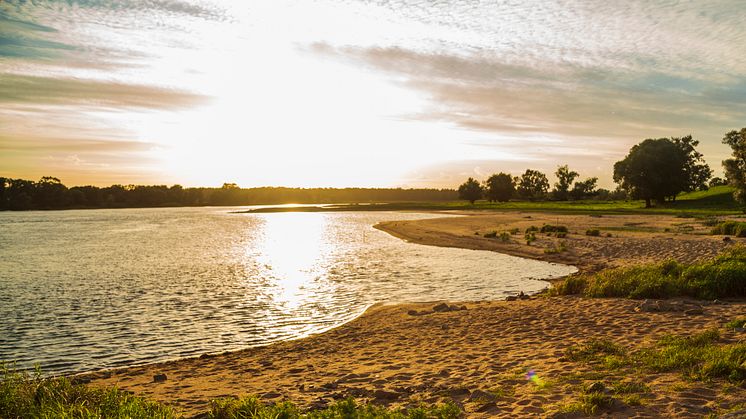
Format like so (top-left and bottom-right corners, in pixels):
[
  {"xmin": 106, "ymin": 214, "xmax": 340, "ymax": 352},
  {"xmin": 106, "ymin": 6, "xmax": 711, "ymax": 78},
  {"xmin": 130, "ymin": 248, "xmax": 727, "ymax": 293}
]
[{"xmin": 0, "ymin": 207, "xmax": 576, "ymax": 375}]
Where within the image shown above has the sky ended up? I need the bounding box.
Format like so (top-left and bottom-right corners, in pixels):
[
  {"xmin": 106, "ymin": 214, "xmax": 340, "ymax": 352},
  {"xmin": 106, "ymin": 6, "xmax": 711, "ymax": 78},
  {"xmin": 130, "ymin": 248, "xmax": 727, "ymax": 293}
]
[{"xmin": 1, "ymin": 0, "xmax": 745, "ymax": 188}]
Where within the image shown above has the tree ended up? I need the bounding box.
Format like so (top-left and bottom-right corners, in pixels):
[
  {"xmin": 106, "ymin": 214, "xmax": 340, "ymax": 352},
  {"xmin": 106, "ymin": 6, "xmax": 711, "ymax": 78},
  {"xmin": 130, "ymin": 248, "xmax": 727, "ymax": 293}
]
[
  {"xmin": 709, "ymin": 177, "xmax": 727, "ymax": 188},
  {"xmin": 613, "ymin": 137, "xmax": 710, "ymax": 208},
  {"xmin": 552, "ymin": 165, "xmax": 579, "ymax": 200},
  {"xmin": 671, "ymin": 135, "xmax": 712, "ymax": 198},
  {"xmin": 516, "ymin": 169, "xmax": 549, "ymax": 201},
  {"xmin": 723, "ymin": 127, "xmax": 746, "ymax": 203},
  {"xmin": 484, "ymin": 173, "xmax": 515, "ymax": 202},
  {"xmin": 458, "ymin": 177, "xmax": 483, "ymax": 204},
  {"xmin": 569, "ymin": 177, "xmax": 598, "ymax": 200}
]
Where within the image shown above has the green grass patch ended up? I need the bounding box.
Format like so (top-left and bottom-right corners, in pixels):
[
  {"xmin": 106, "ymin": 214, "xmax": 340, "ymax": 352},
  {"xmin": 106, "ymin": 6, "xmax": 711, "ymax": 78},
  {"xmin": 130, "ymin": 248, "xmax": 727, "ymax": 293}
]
[
  {"xmin": 552, "ymin": 246, "xmax": 746, "ymax": 299},
  {"xmin": 726, "ymin": 318, "xmax": 746, "ymax": 329},
  {"xmin": 638, "ymin": 329, "xmax": 746, "ymax": 383},
  {"xmin": 544, "ymin": 241, "xmax": 568, "ymax": 254},
  {"xmin": 540, "ymin": 225, "xmax": 568, "ymax": 233},
  {"xmin": 0, "ymin": 364, "xmax": 462, "ymax": 419},
  {"xmin": 0, "ymin": 364, "xmax": 175, "ymax": 419},
  {"xmin": 565, "ymin": 339, "xmax": 626, "ymax": 362},
  {"xmin": 557, "ymin": 392, "xmax": 615, "ymax": 415},
  {"xmin": 711, "ymin": 221, "xmax": 746, "ymax": 237},
  {"xmin": 209, "ymin": 396, "xmax": 462, "ymax": 419}
]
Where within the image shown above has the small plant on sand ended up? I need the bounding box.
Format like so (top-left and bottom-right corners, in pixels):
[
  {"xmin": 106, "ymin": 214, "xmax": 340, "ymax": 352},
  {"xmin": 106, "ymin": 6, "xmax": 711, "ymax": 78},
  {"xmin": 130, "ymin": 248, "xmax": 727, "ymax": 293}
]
[
  {"xmin": 725, "ymin": 318, "xmax": 746, "ymax": 329},
  {"xmin": 525, "ymin": 231, "xmax": 536, "ymax": 245},
  {"xmin": 557, "ymin": 392, "xmax": 615, "ymax": 415},
  {"xmin": 499, "ymin": 231, "xmax": 511, "ymax": 242},
  {"xmin": 483, "ymin": 231, "xmax": 497, "ymax": 238},
  {"xmin": 540, "ymin": 225, "xmax": 568, "ymax": 233},
  {"xmin": 544, "ymin": 241, "xmax": 568, "ymax": 254},
  {"xmin": 509, "ymin": 227, "xmax": 520, "ymax": 235},
  {"xmin": 525, "ymin": 225, "xmax": 539, "ymax": 233},
  {"xmin": 585, "ymin": 229, "xmax": 601, "ymax": 236},
  {"xmin": 565, "ymin": 339, "xmax": 626, "ymax": 363},
  {"xmin": 711, "ymin": 221, "xmax": 746, "ymax": 237}
]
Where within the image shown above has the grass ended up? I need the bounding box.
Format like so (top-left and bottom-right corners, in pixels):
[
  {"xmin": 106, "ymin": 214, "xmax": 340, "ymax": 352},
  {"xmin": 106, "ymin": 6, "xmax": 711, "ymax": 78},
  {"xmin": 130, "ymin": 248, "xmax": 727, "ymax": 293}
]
[
  {"xmin": 544, "ymin": 241, "xmax": 568, "ymax": 254},
  {"xmin": 209, "ymin": 396, "xmax": 462, "ymax": 419},
  {"xmin": 557, "ymin": 392, "xmax": 615, "ymax": 415},
  {"xmin": 638, "ymin": 329, "xmax": 746, "ymax": 383},
  {"xmin": 247, "ymin": 186, "xmax": 743, "ymax": 217},
  {"xmin": 0, "ymin": 365, "xmax": 462, "ymax": 419},
  {"xmin": 552, "ymin": 246, "xmax": 746, "ymax": 299},
  {"xmin": 711, "ymin": 221, "xmax": 746, "ymax": 237},
  {"xmin": 0, "ymin": 364, "xmax": 175, "ymax": 419},
  {"xmin": 565, "ymin": 339, "xmax": 626, "ymax": 362}
]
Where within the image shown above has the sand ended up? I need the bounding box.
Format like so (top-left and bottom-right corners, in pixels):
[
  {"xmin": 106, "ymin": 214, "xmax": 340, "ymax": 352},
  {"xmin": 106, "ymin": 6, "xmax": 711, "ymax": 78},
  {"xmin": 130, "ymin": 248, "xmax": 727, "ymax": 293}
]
[{"xmin": 83, "ymin": 211, "xmax": 746, "ymax": 417}]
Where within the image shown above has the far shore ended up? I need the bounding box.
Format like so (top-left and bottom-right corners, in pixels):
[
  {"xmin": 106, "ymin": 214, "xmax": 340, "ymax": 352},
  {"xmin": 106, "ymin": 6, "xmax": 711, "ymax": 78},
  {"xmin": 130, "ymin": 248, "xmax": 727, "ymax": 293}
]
[{"xmin": 82, "ymin": 210, "xmax": 746, "ymax": 417}]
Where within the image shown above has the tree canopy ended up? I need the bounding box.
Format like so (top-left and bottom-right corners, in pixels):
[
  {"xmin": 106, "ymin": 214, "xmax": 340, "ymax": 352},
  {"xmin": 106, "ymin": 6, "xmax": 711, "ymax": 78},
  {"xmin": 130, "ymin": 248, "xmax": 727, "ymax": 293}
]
[
  {"xmin": 613, "ymin": 136, "xmax": 711, "ymax": 207},
  {"xmin": 516, "ymin": 169, "xmax": 549, "ymax": 201},
  {"xmin": 552, "ymin": 165, "xmax": 579, "ymax": 201},
  {"xmin": 484, "ymin": 173, "xmax": 515, "ymax": 202},
  {"xmin": 723, "ymin": 127, "xmax": 746, "ymax": 203},
  {"xmin": 457, "ymin": 177, "xmax": 483, "ymax": 204}
]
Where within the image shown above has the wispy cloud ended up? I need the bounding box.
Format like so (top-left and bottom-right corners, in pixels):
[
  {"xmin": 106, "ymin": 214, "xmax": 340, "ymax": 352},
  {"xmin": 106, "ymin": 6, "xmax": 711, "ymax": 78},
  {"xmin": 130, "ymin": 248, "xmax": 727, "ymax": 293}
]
[{"xmin": 0, "ymin": 74, "xmax": 205, "ymax": 109}]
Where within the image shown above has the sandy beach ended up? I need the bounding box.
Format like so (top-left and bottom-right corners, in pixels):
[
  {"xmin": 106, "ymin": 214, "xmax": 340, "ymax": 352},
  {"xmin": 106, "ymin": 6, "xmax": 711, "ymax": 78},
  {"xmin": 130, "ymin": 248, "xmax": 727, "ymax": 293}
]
[{"xmin": 84, "ymin": 211, "xmax": 746, "ymax": 417}]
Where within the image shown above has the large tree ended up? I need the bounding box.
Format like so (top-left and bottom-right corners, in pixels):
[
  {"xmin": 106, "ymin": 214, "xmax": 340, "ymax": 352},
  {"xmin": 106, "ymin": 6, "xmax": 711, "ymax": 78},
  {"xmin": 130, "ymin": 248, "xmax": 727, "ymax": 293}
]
[
  {"xmin": 569, "ymin": 177, "xmax": 598, "ymax": 200},
  {"xmin": 552, "ymin": 165, "xmax": 579, "ymax": 201},
  {"xmin": 484, "ymin": 173, "xmax": 515, "ymax": 202},
  {"xmin": 458, "ymin": 177, "xmax": 483, "ymax": 204},
  {"xmin": 671, "ymin": 135, "xmax": 712, "ymax": 198},
  {"xmin": 723, "ymin": 127, "xmax": 746, "ymax": 203},
  {"xmin": 516, "ymin": 169, "xmax": 549, "ymax": 201},
  {"xmin": 613, "ymin": 137, "xmax": 710, "ymax": 208}
]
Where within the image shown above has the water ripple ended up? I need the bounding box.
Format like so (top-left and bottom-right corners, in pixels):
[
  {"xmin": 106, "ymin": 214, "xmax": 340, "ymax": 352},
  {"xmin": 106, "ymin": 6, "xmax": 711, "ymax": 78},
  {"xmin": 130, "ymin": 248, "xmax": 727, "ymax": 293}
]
[{"xmin": 0, "ymin": 208, "xmax": 576, "ymax": 375}]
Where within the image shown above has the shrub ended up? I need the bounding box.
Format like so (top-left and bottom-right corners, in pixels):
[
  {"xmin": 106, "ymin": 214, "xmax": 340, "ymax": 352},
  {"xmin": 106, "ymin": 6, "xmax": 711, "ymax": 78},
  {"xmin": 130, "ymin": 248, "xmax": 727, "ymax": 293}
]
[
  {"xmin": 509, "ymin": 228, "xmax": 520, "ymax": 235},
  {"xmin": 712, "ymin": 221, "xmax": 746, "ymax": 237},
  {"xmin": 585, "ymin": 229, "xmax": 601, "ymax": 236},
  {"xmin": 483, "ymin": 231, "xmax": 497, "ymax": 238},
  {"xmin": 525, "ymin": 225, "xmax": 539, "ymax": 233},
  {"xmin": 525, "ymin": 231, "xmax": 536, "ymax": 245},
  {"xmin": 499, "ymin": 231, "xmax": 511, "ymax": 242},
  {"xmin": 544, "ymin": 241, "xmax": 568, "ymax": 254},
  {"xmin": 556, "ymin": 232, "xmax": 567, "ymax": 238},
  {"xmin": 540, "ymin": 225, "xmax": 568, "ymax": 233}
]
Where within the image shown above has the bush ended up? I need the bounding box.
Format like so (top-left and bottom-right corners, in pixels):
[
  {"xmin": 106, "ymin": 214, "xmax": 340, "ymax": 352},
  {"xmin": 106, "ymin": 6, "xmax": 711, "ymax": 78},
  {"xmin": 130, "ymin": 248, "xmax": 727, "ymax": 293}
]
[
  {"xmin": 553, "ymin": 246, "xmax": 746, "ymax": 299},
  {"xmin": 499, "ymin": 231, "xmax": 511, "ymax": 242},
  {"xmin": 711, "ymin": 221, "xmax": 746, "ymax": 237},
  {"xmin": 525, "ymin": 225, "xmax": 539, "ymax": 233},
  {"xmin": 525, "ymin": 231, "xmax": 537, "ymax": 245},
  {"xmin": 483, "ymin": 231, "xmax": 497, "ymax": 238},
  {"xmin": 540, "ymin": 225, "xmax": 568, "ymax": 233},
  {"xmin": 585, "ymin": 229, "xmax": 601, "ymax": 236}
]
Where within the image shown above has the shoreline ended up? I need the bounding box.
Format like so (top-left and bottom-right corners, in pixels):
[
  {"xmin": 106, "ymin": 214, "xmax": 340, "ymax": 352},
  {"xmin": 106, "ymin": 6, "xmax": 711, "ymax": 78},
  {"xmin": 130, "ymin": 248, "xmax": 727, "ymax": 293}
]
[{"xmin": 82, "ymin": 210, "xmax": 745, "ymax": 417}]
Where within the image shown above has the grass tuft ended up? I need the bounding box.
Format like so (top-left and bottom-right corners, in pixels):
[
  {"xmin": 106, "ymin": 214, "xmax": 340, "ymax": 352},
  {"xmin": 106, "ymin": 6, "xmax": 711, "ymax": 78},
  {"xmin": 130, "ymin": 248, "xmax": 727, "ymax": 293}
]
[
  {"xmin": 0, "ymin": 363, "xmax": 174, "ymax": 419},
  {"xmin": 553, "ymin": 246, "xmax": 746, "ymax": 299},
  {"xmin": 565, "ymin": 339, "xmax": 626, "ymax": 362},
  {"xmin": 711, "ymin": 221, "xmax": 746, "ymax": 237}
]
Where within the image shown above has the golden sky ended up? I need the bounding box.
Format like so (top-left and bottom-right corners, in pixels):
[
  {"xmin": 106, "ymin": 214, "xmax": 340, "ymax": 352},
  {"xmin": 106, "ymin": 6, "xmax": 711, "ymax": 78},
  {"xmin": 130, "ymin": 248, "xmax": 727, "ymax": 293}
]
[{"xmin": 1, "ymin": 0, "xmax": 745, "ymax": 188}]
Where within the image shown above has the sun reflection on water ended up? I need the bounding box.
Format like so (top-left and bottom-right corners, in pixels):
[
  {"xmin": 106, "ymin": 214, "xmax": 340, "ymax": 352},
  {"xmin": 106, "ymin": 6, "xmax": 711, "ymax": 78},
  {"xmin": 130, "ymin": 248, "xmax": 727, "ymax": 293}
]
[{"xmin": 252, "ymin": 213, "xmax": 332, "ymax": 312}]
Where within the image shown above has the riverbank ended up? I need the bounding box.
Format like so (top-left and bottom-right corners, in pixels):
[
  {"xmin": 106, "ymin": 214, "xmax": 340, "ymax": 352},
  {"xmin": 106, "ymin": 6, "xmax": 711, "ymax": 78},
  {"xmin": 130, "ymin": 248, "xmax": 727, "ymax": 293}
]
[
  {"xmin": 376, "ymin": 211, "xmax": 735, "ymax": 274},
  {"xmin": 82, "ymin": 211, "xmax": 746, "ymax": 417}
]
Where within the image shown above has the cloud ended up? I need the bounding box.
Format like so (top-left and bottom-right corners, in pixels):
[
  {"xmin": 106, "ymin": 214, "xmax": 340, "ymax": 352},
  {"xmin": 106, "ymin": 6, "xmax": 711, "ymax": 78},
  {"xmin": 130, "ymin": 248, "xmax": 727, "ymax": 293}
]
[{"xmin": 0, "ymin": 74, "xmax": 205, "ymax": 109}]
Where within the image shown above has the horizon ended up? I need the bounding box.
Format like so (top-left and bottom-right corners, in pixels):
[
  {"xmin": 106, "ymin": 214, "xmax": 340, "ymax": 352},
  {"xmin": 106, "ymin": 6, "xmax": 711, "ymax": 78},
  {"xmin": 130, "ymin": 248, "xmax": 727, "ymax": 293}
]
[{"xmin": 2, "ymin": 1, "xmax": 745, "ymax": 189}]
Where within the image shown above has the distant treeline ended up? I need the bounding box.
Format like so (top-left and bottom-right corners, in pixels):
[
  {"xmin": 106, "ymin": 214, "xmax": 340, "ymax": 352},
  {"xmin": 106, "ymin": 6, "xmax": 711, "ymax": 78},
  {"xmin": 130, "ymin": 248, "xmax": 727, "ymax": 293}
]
[{"xmin": 0, "ymin": 177, "xmax": 458, "ymax": 211}]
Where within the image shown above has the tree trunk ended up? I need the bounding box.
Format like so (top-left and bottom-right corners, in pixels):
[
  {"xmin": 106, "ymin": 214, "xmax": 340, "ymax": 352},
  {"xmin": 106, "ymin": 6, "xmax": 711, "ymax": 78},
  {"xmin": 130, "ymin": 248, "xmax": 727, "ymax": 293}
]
[{"xmin": 645, "ymin": 197, "xmax": 651, "ymax": 208}]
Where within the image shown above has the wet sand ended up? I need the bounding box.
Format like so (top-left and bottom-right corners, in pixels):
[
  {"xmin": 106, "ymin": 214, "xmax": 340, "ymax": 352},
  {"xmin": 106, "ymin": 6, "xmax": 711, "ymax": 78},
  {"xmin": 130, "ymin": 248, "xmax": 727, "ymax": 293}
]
[{"xmin": 84, "ymin": 211, "xmax": 746, "ymax": 417}]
